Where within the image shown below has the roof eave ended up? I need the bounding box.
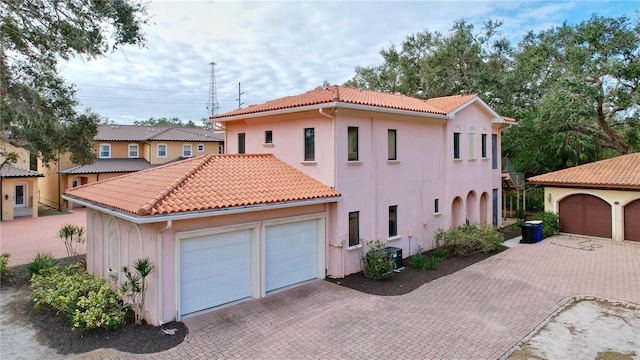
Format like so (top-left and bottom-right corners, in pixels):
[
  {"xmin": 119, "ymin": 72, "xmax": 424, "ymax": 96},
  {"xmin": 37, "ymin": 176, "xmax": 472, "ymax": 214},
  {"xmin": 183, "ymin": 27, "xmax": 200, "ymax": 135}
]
[
  {"xmin": 528, "ymin": 182, "xmax": 640, "ymax": 191},
  {"xmin": 62, "ymin": 194, "xmax": 342, "ymax": 224}
]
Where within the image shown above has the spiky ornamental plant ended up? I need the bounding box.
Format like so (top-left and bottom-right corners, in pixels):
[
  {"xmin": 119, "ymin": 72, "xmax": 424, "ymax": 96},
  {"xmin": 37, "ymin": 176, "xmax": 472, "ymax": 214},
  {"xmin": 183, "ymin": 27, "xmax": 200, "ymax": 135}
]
[{"xmin": 120, "ymin": 258, "xmax": 155, "ymax": 325}]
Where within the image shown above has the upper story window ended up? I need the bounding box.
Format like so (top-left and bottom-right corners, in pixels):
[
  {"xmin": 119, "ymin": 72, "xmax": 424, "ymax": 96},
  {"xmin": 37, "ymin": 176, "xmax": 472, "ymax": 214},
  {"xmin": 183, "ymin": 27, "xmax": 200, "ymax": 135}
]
[
  {"xmin": 453, "ymin": 132, "xmax": 461, "ymax": 160},
  {"xmin": 481, "ymin": 134, "xmax": 488, "ymax": 158},
  {"xmin": 304, "ymin": 128, "xmax": 315, "ymax": 161},
  {"xmin": 348, "ymin": 127, "xmax": 359, "ymax": 161},
  {"xmin": 388, "ymin": 129, "xmax": 397, "ymax": 161},
  {"xmin": 348, "ymin": 211, "xmax": 360, "ymax": 247},
  {"xmin": 128, "ymin": 144, "xmax": 138, "ymax": 158},
  {"xmin": 183, "ymin": 144, "xmax": 192, "ymax": 157},
  {"xmin": 157, "ymin": 144, "xmax": 167, "ymax": 158},
  {"xmin": 468, "ymin": 130, "xmax": 476, "ymax": 160},
  {"xmin": 238, "ymin": 133, "xmax": 246, "ymax": 154},
  {"xmin": 265, "ymin": 130, "xmax": 273, "ymax": 144},
  {"xmin": 197, "ymin": 144, "xmax": 205, "ymax": 152},
  {"xmin": 218, "ymin": 144, "xmax": 224, "ymax": 154},
  {"xmin": 492, "ymin": 134, "xmax": 498, "ymax": 169},
  {"xmin": 99, "ymin": 144, "xmax": 111, "ymax": 158},
  {"xmin": 389, "ymin": 205, "xmax": 398, "ymax": 237}
]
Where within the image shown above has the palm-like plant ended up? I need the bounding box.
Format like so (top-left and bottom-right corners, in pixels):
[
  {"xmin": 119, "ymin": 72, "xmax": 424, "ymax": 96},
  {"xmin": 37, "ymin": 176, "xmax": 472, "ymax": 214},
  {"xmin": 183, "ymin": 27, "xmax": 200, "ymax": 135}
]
[{"xmin": 120, "ymin": 257, "xmax": 155, "ymax": 325}]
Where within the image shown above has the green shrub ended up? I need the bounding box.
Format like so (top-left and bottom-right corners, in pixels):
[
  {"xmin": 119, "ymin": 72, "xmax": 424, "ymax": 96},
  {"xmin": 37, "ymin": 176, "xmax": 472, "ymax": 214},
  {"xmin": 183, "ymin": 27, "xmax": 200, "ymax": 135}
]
[
  {"xmin": 431, "ymin": 246, "xmax": 449, "ymax": 261},
  {"xmin": 27, "ymin": 252, "xmax": 58, "ymax": 276},
  {"xmin": 409, "ymin": 246, "xmax": 439, "ymax": 270},
  {"xmin": 435, "ymin": 223, "xmax": 504, "ymax": 257},
  {"xmin": 31, "ymin": 264, "xmax": 128, "ymax": 330},
  {"xmin": 361, "ymin": 240, "xmax": 395, "ymax": 280},
  {"xmin": 530, "ymin": 211, "xmax": 561, "ymax": 238},
  {"xmin": 0, "ymin": 253, "xmax": 9, "ymax": 280},
  {"xmin": 410, "ymin": 252, "xmax": 427, "ymax": 269}
]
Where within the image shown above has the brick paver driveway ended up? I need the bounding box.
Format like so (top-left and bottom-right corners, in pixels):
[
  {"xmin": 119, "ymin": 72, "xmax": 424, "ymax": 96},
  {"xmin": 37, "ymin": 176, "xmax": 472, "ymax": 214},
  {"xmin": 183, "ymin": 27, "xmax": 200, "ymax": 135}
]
[
  {"xmin": 0, "ymin": 209, "xmax": 86, "ymax": 266},
  {"xmin": 77, "ymin": 235, "xmax": 640, "ymax": 359}
]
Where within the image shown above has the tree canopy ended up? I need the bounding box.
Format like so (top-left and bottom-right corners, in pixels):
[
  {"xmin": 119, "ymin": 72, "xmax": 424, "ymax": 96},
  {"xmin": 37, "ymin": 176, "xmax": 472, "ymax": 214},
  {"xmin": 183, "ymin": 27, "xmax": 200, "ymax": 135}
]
[
  {"xmin": 345, "ymin": 14, "xmax": 640, "ymax": 176},
  {"xmin": 1, "ymin": 0, "xmax": 149, "ymax": 165},
  {"xmin": 133, "ymin": 117, "xmax": 205, "ymax": 128}
]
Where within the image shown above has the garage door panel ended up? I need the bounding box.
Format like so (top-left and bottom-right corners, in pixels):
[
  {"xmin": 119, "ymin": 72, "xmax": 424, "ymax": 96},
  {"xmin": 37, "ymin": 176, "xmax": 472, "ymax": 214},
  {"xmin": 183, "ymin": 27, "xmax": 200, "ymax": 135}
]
[
  {"xmin": 266, "ymin": 220, "xmax": 318, "ymax": 292},
  {"xmin": 180, "ymin": 230, "xmax": 251, "ymax": 316},
  {"xmin": 559, "ymin": 194, "xmax": 611, "ymax": 238},
  {"xmin": 624, "ymin": 199, "xmax": 640, "ymax": 241}
]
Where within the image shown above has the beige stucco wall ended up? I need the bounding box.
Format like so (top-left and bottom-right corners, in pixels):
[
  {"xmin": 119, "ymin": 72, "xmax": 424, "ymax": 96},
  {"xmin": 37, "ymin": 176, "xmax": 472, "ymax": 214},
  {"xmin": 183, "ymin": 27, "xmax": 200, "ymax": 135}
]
[
  {"xmin": 0, "ymin": 140, "xmax": 31, "ymax": 170},
  {"xmin": 1, "ymin": 177, "xmax": 39, "ymax": 220},
  {"xmin": 38, "ymin": 154, "xmax": 74, "ymax": 210},
  {"xmin": 544, "ymin": 186, "xmax": 640, "ymax": 241},
  {"xmin": 147, "ymin": 141, "xmax": 223, "ymax": 164}
]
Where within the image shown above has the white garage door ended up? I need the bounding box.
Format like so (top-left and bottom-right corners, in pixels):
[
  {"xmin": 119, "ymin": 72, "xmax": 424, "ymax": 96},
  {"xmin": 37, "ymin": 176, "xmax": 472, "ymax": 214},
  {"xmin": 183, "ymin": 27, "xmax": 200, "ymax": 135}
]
[
  {"xmin": 266, "ymin": 220, "xmax": 318, "ymax": 292},
  {"xmin": 180, "ymin": 230, "xmax": 251, "ymax": 316}
]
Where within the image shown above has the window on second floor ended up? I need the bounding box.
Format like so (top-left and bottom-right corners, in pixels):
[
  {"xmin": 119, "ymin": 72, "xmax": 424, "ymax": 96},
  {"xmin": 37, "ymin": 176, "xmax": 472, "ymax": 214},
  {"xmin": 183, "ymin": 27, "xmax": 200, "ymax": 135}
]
[
  {"xmin": 481, "ymin": 134, "xmax": 488, "ymax": 158},
  {"xmin": 389, "ymin": 205, "xmax": 398, "ymax": 237},
  {"xmin": 157, "ymin": 144, "xmax": 167, "ymax": 158},
  {"xmin": 99, "ymin": 144, "xmax": 111, "ymax": 158},
  {"xmin": 218, "ymin": 144, "xmax": 224, "ymax": 154},
  {"xmin": 265, "ymin": 130, "xmax": 273, "ymax": 144},
  {"xmin": 348, "ymin": 211, "xmax": 360, "ymax": 247},
  {"xmin": 183, "ymin": 144, "xmax": 192, "ymax": 157},
  {"xmin": 388, "ymin": 129, "xmax": 397, "ymax": 161},
  {"xmin": 492, "ymin": 134, "xmax": 498, "ymax": 169},
  {"xmin": 304, "ymin": 128, "xmax": 315, "ymax": 161},
  {"xmin": 238, "ymin": 133, "xmax": 246, "ymax": 154},
  {"xmin": 348, "ymin": 127, "xmax": 359, "ymax": 161},
  {"xmin": 453, "ymin": 132, "xmax": 461, "ymax": 160},
  {"xmin": 197, "ymin": 144, "xmax": 205, "ymax": 152},
  {"xmin": 128, "ymin": 144, "xmax": 138, "ymax": 158}
]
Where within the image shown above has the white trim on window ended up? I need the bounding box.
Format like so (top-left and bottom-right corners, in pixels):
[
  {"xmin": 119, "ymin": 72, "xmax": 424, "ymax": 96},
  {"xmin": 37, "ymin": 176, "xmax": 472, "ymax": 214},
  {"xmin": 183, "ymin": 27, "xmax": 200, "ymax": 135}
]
[
  {"xmin": 157, "ymin": 144, "xmax": 167, "ymax": 158},
  {"xmin": 128, "ymin": 144, "xmax": 139, "ymax": 158},
  {"xmin": 99, "ymin": 144, "xmax": 111, "ymax": 158},
  {"xmin": 183, "ymin": 144, "xmax": 192, "ymax": 157},
  {"xmin": 197, "ymin": 144, "xmax": 204, "ymax": 152}
]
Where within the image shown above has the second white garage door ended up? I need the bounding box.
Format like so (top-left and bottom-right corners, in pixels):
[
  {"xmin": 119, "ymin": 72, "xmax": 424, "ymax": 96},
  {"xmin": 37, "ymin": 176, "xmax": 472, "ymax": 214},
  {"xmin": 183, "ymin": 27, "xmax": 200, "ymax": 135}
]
[
  {"xmin": 180, "ymin": 230, "xmax": 251, "ymax": 316},
  {"xmin": 265, "ymin": 220, "xmax": 318, "ymax": 292}
]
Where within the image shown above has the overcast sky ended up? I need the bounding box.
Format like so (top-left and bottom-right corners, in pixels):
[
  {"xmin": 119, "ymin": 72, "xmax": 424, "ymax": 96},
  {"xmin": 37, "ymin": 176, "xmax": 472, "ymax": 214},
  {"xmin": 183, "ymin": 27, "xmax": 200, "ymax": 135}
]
[{"xmin": 60, "ymin": 0, "xmax": 638, "ymax": 125}]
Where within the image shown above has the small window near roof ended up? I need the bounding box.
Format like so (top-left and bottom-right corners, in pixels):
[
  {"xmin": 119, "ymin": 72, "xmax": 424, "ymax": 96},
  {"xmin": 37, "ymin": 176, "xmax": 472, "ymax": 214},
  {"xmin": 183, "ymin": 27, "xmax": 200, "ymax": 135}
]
[
  {"xmin": 183, "ymin": 144, "xmax": 192, "ymax": 157},
  {"xmin": 238, "ymin": 133, "xmax": 246, "ymax": 154},
  {"xmin": 197, "ymin": 144, "xmax": 205, "ymax": 152},
  {"xmin": 157, "ymin": 144, "xmax": 167, "ymax": 157},
  {"xmin": 481, "ymin": 134, "xmax": 487, "ymax": 158},
  {"xmin": 99, "ymin": 144, "xmax": 111, "ymax": 158},
  {"xmin": 388, "ymin": 129, "xmax": 397, "ymax": 160},
  {"xmin": 348, "ymin": 127, "xmax": 359, "ymax": 161},
  {"xmin": 265, "ymin": 131, "xmax": 273, "ymax": 144},
  {"xmin": 128, "ymin": 144, "xmax": 138, "ymax": 158},
  {"xmin": 453, "ymin": 132, "xmax": 461, "ymax": 159},
  {"xmin": 304, "ymin": 128, "xmax": 314, "ymax": 161},
  {"xmin": 218, "ymin": 144, "xmax": 224, "ymax": 154}
]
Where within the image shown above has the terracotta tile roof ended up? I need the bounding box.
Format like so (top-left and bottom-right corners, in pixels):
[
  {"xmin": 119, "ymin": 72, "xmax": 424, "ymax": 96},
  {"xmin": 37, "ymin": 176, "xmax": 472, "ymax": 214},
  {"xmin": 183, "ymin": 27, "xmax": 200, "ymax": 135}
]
[
  {"xmin": 423, "ymin": 94, "xmax": 478, "ymax": 113},
  {"xmin": 65, "ymin": 154, "xmax": 341, "ymax": 216},
  {"xmin": 96, "ymin": 125, "xmax": 224, "ymax": 142},
  {"xmin": 210, "ymin": 85, "xmax": 447, "ymax": 119},
  {"xmin": 0, "ymin": 164, "xmax": 43, "ymax": 178},
  {"xmin": 528, "ymin": 153, "xmax": 640, "ymax": 189},
  {"xmin": 59, "ymin": 158, "xmax": 156, "ymax": 175}
]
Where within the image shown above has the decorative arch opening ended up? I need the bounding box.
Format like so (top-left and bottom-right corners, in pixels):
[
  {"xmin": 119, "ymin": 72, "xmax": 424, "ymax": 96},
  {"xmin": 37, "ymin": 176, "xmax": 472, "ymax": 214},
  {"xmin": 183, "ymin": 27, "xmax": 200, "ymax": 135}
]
[
  {"xmin": 479, "ymin": 192, "xmax": 489, "ymax": 224},
  {"xmin": 451, "ymin": 196, "xmax": 464, "ymax": 228},
  {"xmin": 466, "ymin": 191, "xmax": 478, "ymax": 223}
]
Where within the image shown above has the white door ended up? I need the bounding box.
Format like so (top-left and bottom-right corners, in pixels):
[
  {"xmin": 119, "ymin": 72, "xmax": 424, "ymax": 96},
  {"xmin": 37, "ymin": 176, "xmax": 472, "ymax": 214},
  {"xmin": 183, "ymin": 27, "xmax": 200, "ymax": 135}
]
[
  {"xmin": 265, "ymin": 220, "xmax": 318, "ymax": 292},
  {"xmin": 14, "ymin": 183, "xmax": 26, "ymax": 207},
  {"xmin": 180, "ymin": 230, "xmax": 251, "ymax": 316}
]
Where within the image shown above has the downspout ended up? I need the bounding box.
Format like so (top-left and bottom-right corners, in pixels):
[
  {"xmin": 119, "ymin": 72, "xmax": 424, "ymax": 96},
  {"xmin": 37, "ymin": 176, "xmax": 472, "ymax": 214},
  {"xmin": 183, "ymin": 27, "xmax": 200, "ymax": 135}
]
[
  {"xmin": 57, "ymin": 160, "xmax": 61, "ymax": 211},
  {"xmin": 157, "ymin": 220, "xmax": 172, "ymax": 325},
  {"xmin": 371, "ymin": 117, "xmax": 377, "ymax": 241}
]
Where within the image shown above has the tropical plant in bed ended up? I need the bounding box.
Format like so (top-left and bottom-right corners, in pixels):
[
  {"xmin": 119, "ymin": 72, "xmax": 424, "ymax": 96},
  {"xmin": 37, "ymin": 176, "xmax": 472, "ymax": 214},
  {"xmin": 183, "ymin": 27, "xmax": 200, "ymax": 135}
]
[
  {"xmin": 57, "ymin": 224, "xmax": 86, "ymax": 266},
  {"xmin": 410, "ymin": 245, "xmax": 439, "ymax": 270},
  {"xmin": 435, "ymin": 223, "xmax": 503, "ymax": 256},
  {"xmin": 361, "ymin": 240, "xmax": 395, "ymax": 280},
  {"xmin": 0, "ymin": 253, "xmax": 9, "ymax": 280},
  {"xmin": 27, "ymin": 252, "xmax": 58, "ymax": 276},
  {"xmin": 120, "ymin": 257, "xmax": 155, "ymax": 325}
]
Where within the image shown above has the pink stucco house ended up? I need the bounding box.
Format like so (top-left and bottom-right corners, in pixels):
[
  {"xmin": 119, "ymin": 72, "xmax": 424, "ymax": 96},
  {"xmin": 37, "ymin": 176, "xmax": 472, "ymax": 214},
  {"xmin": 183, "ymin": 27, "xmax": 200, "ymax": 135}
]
[{"xmin": 64, "ymin": 86, "xmax": 513, "ymax": 325}]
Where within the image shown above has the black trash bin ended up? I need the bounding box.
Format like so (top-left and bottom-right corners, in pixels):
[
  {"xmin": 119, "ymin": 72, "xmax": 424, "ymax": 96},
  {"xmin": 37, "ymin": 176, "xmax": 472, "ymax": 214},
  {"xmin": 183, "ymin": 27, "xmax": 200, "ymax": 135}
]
[
  {"xmin": 519, "ymin": 222, "xmax": 536, "ymax": 243},
  {"xmin": 384, "ymin": 246, "xmax": 403, "ymax": 270}
]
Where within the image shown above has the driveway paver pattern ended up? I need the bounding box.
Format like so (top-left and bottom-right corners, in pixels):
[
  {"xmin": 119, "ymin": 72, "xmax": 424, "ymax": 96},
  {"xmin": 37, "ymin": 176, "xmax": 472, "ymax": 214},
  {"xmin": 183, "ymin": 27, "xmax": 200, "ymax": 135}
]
[{"xmin": 66, "ymin": 235, "xmax": 640, "ymax": 359}]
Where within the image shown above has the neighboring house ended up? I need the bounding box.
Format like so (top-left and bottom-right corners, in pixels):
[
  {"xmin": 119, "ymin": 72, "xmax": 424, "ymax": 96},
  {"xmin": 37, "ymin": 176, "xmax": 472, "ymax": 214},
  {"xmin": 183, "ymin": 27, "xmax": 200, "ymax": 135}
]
[
  {"xmin": 212, "ymin": 86, "xmax": 514, "ymax": 277},
  {"xmin": 39, "ymin": 125, "xmax": 224, "ymax": 210},
  {"xmin": 0, "ymin": 140, "xmax": 43, "ymax": 221},
  {"xmin": 63, "ymin": 154, "xmax": 340, "ymax": 325},
  {"xmin": 528, "ymin": 153, "xmax": 640, "ymax": 242}
]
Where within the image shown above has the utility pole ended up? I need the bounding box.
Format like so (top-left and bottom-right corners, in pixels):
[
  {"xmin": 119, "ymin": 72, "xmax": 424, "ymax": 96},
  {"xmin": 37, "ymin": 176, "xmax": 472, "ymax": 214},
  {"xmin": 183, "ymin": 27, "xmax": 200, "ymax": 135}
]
[
  {"xmin": 235, "ymin": 82, "xmax": 245, "ymax": 109},
  {"xmin": 206, "ymin": 61, "xmax": 219, "ymax": 116}
]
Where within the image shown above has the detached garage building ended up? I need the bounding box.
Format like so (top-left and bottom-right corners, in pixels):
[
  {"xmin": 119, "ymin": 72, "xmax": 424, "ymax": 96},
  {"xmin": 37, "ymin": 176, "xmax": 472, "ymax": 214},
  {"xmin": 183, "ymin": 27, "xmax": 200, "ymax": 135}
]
[
  {"xmin": 64, "ymin": 154, "xmax": 340, "ymax": 325},
  {"xmin": 528, "ymin": 153, "xmax": 640, "ymax": 242}
]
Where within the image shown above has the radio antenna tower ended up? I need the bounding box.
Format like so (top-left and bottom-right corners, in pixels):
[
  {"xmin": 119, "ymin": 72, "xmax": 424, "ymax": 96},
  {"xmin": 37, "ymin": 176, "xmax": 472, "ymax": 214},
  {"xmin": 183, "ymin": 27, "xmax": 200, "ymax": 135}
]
[{"xmin": 206, "ymin": 61, "xmax": 219, "ymax": 116}]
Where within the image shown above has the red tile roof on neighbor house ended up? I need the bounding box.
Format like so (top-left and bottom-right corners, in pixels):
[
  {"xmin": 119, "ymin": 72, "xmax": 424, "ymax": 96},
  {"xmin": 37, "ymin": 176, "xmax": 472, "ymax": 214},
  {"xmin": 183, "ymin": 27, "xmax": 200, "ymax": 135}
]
[
  {"xmin": 528, "ymin": 153, "xmax": 640, "ymax": 190},
  {"xmin": 64, "ymin": 154, "xmax": 341, "ymax": 216},
  {"xmin": 96, "ymin": 125, "xmax": 224, "ymax": 142}
]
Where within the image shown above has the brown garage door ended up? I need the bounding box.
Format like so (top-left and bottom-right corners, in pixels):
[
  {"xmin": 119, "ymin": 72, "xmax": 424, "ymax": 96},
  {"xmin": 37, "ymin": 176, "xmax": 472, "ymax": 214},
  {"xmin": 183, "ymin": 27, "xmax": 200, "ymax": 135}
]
[
  {"xmin": 559, "ymin": 194, "xmax": 611, "ymax": 238},
  {"xmin": 624, "ymin": 199, "xmax": 640, "ymax": 242}
]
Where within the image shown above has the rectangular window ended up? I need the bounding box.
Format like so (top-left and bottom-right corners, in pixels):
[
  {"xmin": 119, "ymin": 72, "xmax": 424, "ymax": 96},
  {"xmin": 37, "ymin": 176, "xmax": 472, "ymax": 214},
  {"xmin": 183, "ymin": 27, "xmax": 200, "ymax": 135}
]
[
  {"xmin": 157, "ymin": 144, "xmax": 167, "ymax": 157},
  {"xmin": 434, "ymin": 199, "xmax": 440, "ymax": 213},
  {"xmin": 453, "ymin": 132, "xmax": 460, "ymax": 159},
  {"xmin": 197, "ymin": 144, "xmax": 204, "ymax": 152},
  {"xmin": 388, "ymin": 129, "xmax": 397, "ymax": 161},
  {"xmin": 468, "ymin": 133, "xmax": 475, "ymax": 159},
  {"xmin": 265, "ymin": 130, "xmax": 273, "ymax": 144},
  {"xmin": 389, "ymin": 205, "xmax": 398, "ymax": 237},
  {"xmin": 218, "ymin": 144, "xmax": 223, "ymax": 154},
  {"xmin": 304, "ymin": 128, "xmax": 315, "ymax": 161},
  {"xmin": 348, "ymin": 127, "xmax": 359, "ymax": 161},
  {"xmin": 492, "ymin": 134, "xmax": 498, "ymax": 169},
  {"xmin": 183, "ymin": 144, "xmax": 192, "ymax": 157},
  {"xmin": 99, "ymin": 144, "xmax": 111, "ymax": 158},
  {"xmin": 128, "ymin": 144, "xmax": 138, "ymax": 158},
  {"xmin": 348, "ymin": 211, "xmax": 360, "ymax": 247},
  {"xmin": 481, "ymin": 134, "xmax": 487, "ymax": 158},
  {"xmin": 238, "ymin": 133, "xmax": 245, "ymax": 154}
]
